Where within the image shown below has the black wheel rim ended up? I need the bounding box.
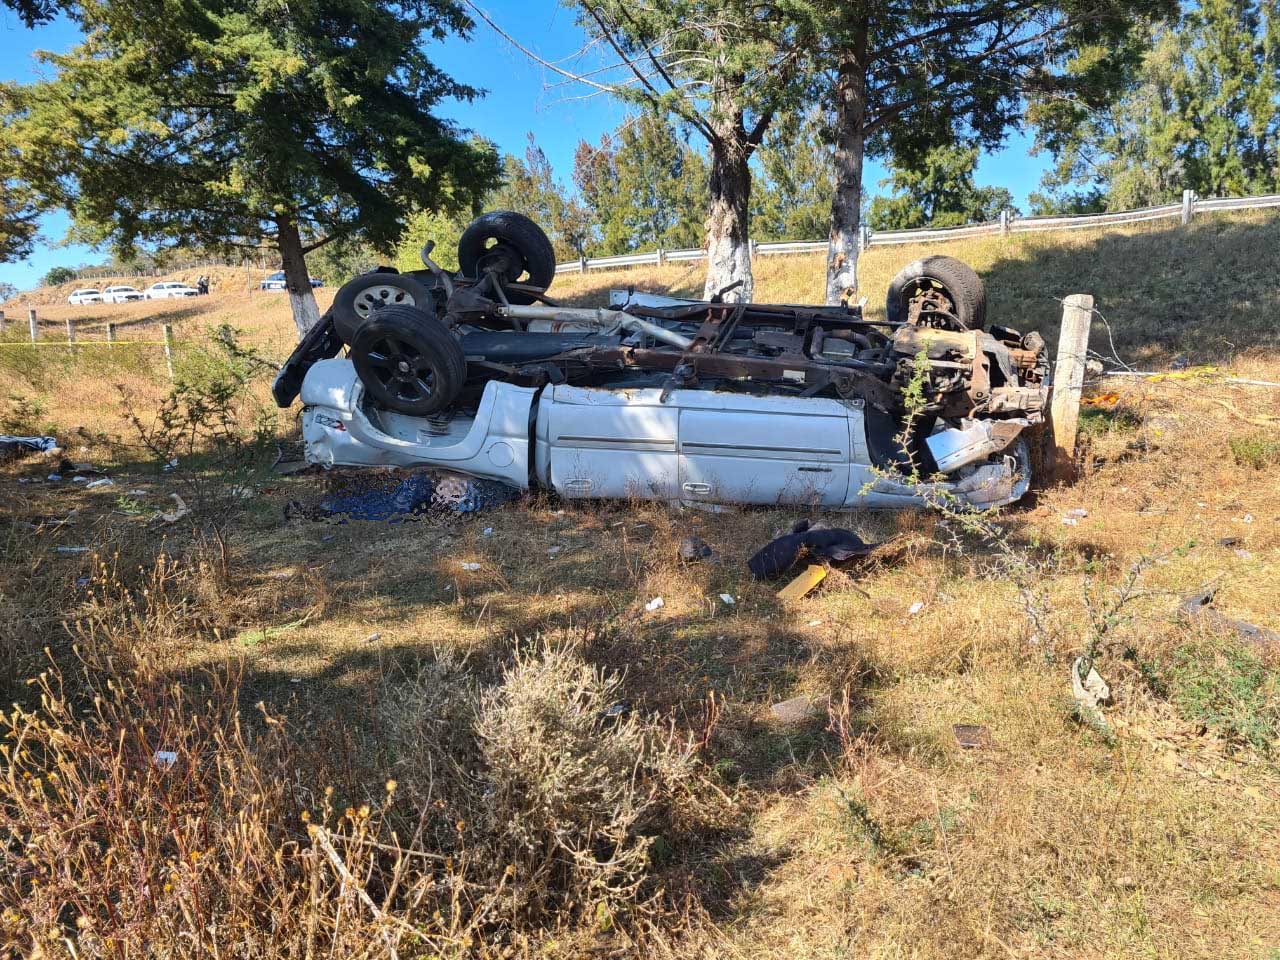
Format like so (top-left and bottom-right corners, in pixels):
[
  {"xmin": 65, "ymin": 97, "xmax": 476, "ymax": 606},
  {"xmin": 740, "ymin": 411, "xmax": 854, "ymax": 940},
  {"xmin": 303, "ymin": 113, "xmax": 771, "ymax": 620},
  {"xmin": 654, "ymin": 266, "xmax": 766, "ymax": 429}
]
[{"xmin": 362, "ymin": 336, "xmax": 436, "ymax": 403}]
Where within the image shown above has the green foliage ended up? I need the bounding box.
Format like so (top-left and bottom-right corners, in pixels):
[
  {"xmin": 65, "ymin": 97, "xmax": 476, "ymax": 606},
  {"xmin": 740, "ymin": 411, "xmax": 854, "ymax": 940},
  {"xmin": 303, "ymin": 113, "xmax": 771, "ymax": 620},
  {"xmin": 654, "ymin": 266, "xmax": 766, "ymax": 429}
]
[
  {"xmin": 1166, "ymin": 640, "xmax": 1280, "ymax": 754},
  {"xmin": 0, "ymin": 0, "xmax": 58, "ymax": 26},
  {"xmin": 1228, "ymin": 431, "xmax": 1280, "ymax": 469},
  {"xmin": 122, "ymin": 329, "xmax": 275, "ymax": 467},
  {"xmin": 41, "ymin": 265, "xmax": 75, "ymax": 287},
  {"xmin": 0, "ymin": 282, "xmax": 18, "ymax": 302},
  {"xmin": 1033, "ymin": 2, "xmax": 1279, "ymax": 210},
  {"xmin": 867, "ymin": 144, "xmax": 1017, "ymax": 230},
  {"xmin": 574, "ymin": 114, "xmax": 708, "ymax": 255},
  {"xmin": 0, "ymin": 141, "xmax": 37, "ymax": 264},
  {"xmin": 752, "ymin": 109, "xmax": 833, "ymax": 242},
  {"xmin": 395, "ymin": 208, "xmax": 469, "ymax": 274},
  {"xmin": 489, "ymin": 138, "xmax": 593, "ymax": 261},
  {"xmin": 4, "ymin": 0, "xmax": 501, "ymax": 328}
]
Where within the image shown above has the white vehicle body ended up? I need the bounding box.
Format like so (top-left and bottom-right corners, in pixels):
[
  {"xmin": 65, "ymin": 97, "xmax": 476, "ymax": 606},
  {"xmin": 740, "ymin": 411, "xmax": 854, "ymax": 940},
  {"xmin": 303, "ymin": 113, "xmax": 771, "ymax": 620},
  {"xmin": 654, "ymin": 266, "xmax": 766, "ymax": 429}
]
[
  {"xmin": 67, "ymin": 288, "xmax": 102, "ymax": 305},
  {"xmin": 300, "ymin": 359, "xmax": 1030, "ymax": 511},
  {"xmin": 145, "ymin": 281, "xmax": 199, "ymax": 300},
  {"xmin": 101, "ymin": 285, "xmax": 144, "ymax": 303}
]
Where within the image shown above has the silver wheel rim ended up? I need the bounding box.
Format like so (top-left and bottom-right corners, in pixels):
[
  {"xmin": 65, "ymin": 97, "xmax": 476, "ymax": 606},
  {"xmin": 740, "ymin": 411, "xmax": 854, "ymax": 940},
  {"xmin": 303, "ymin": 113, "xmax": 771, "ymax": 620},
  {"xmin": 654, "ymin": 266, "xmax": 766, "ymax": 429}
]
[{"xmin": 353, "ymin": 284, "xmax": 415, "ymax": 319}]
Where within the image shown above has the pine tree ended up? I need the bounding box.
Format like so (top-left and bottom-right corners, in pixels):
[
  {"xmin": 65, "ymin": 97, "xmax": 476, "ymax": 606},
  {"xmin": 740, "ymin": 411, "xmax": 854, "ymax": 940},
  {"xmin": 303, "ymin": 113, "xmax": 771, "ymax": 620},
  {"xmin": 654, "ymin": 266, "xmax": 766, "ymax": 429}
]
[
  {"xmin": 1033, "ymin": 1, "xmax": 1279, "ymax": 211},
  {"xmin": 3, "ymin": 0, "xmax": 499, "ymax": 336},
  {"xmin": 573, "ymin": 115, "xmax": 708, "ymax": 255},
  {"xmin": 818, "ymin": 0, "xmax": 1175, "ymax": 303},
  {"xmin": 489, "ymin": 137, "xmax": 593, "ymax": 261},
  {"xmin": 867, "ymin": 145, "xmax": 1016, "ymax": 230},
  {"xmin": 752, "ymin": 109, "xmax": 834, "ymax": 243}
]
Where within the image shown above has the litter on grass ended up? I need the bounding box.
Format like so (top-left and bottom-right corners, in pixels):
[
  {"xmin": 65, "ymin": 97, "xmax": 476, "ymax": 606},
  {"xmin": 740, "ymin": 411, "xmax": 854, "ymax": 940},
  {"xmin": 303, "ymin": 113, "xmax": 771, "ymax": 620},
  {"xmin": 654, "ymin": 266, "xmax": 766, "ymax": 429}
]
[{"xmin": 286, "ymin": 468, "xmax": 520, "ymax": 523}]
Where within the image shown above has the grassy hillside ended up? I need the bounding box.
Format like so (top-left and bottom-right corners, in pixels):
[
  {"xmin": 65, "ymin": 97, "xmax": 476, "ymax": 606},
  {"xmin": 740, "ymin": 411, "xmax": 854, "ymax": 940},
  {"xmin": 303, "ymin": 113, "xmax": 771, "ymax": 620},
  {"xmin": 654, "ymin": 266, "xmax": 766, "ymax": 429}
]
[{"xmin": 1, "ymin": 209, "xmax": 1278, "ymax": 957}]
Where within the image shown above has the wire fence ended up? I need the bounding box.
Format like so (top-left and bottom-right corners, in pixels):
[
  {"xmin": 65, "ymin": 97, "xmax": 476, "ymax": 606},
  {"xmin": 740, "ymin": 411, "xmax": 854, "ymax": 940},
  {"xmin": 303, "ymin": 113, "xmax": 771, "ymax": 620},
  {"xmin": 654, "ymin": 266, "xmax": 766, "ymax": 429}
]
[{"xmin": 553, "ymin": 189, "xmax": 1280, "ymax": 274}]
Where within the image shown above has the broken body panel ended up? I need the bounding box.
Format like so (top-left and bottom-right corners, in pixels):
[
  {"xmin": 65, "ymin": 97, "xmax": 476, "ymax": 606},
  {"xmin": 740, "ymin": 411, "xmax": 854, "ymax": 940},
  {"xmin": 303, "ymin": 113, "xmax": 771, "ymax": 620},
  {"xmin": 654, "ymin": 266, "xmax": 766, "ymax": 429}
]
[{"xmin": 301, "ymin": 358, "xmax": 1033, "ymax": 510}]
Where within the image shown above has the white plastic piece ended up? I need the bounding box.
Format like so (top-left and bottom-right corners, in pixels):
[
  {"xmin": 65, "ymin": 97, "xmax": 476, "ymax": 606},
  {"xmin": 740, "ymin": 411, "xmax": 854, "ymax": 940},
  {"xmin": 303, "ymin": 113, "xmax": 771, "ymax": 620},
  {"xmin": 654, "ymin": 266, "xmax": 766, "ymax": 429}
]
[{"xmin": 645, "ymin": 597, "xmax": 664, "ymax": 612}]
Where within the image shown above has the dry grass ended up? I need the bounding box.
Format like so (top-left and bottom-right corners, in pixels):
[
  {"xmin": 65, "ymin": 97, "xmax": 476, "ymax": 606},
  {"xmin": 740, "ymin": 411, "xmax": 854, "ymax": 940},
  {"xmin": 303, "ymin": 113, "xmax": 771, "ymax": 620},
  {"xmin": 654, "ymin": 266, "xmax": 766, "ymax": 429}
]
[{"xmin": 1, "ymin": 209, "xmax": 1279, "ymax": 957}]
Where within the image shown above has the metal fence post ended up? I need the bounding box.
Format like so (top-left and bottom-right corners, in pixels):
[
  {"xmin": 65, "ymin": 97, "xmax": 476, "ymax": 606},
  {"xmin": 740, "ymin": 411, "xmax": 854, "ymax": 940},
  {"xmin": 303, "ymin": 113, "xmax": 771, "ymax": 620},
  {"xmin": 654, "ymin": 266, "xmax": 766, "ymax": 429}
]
[
  {"xmin": 66, "ymin": 316, "xmax": 75, "ymax": 343},
  {"xmin": 162, "ymin": 324, "xmax": 175, "ymax": 380},
  {"xmin": 28, "ymin": 309, "xmax": 37, "ymax": 343},
  {"xmin": 578, "ymin": 255, "xmax": 588, "ymax": 273},
  {"xmin": 1000, "ymin": 209, "xmax": 1011, "ymax": 235},
  {"xmin": 1181, "ymin": 189, "xmax": 1195, "ymax": 225},
  {"xmin": 656, "ymin": 247, "xmax": 666, "ymax": 266},
  {"xmin": 748, "ymin": 238, "xmax": 758, "ymax": 261},
  {"xmin": 858, "ymin": 225, "xmax": 870, "ymax": 252}
]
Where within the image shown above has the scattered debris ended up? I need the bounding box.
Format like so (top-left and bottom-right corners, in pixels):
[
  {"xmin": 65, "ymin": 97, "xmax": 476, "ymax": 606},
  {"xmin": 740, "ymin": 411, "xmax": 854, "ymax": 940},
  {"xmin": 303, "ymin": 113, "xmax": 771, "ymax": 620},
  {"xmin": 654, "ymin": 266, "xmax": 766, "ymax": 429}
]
[
  {"xmin": 71, "ymin": 475, "xmax": 89, "ymax": 483},
  {"xmin": 271, "ymin": 459, "xmax": 317, "ymax": 476},
  {"xmin": 770, "ymin": 693, "xmax": 826, "ymax": 725},
  {"xmin": 153, "ymin": 750, "xmax": 178, "ymax": 770},
  {"xmin": 85, "ymin": 477, "xmax": 115, "ymax": 489},
  {"xmin": 776, "ymin": 563, "xmax": 827, "ymax": 602},
  {"xmin": 0, "ymin": 435, "xmax": 59, "ymax": 459},
  {"xmin": 719, "ymin": 593, "xmax": 735, "ymax": 606},
  {"xmin": 546, "ymin": 545, "xmax": 562, "ymax": 556},
  {"xmin": 54, "ymin": 546, "xmax": 89, "ymax": 555},
  {"xmin": 459, "ymin": 562, "xmax": 482, "ymax": 572},
  {"xmin": 1217, "ymin": 537, "xmax": 1242, "ymax": 547},
  {"xmin": 678, "ymin": 536, "xmax": 715, "ymax": 563},
  {"xmin": 1071, "ymin": 656, "xmax": 1112, "ymax": 712},
  {"xmin": 748, "ymin": 519, "xmax": 878, "ymax": 580},
  {"xmin": 1178, "ymin": 589, "xmax": 1278, "ymax": 648},
  {"xmin": 163, "ymin": 458, "xmax": 179, "ymax": 472},
  {"xmin": 47, "ymin": 474, "xmax": 61, "ymax": 482},
  {"xmin": 482, "ymin": 527, "xmax": 494, "ymax": 536},
  {"xmin": 230, "ymin": 485, "xmax": 255, "ymax": 499},
  {"xmin": 908, "ymin": 601, "xmax": 924, "ymax": 615},
  {"xmin": 807, "ymin": 619, "xmax": 823, "ymax": 627},
  {"xmin": 126, "ymin": 488, "xmax": 148, "ymax": 496},
  {"xmin": 644, "ymin": 596, "xmax": 665, "ymax": 612},
  {"xmin": 953, "ymin": 724, "xmax": 991, "ymax": 749},
  {"xmin": 288, "ymin": 468, "xmax": 519, "ymax": 523},
  {"xmin": 159, "ymin": 494, "xmax": 191, "ymax": 523},
  {"xmin": 1065, "ymin": 508, "xmax": 1089, "ymax": 518},
  {"xmin": 365, "ymin": 632, "xmax": 381, "ymax": 644}
]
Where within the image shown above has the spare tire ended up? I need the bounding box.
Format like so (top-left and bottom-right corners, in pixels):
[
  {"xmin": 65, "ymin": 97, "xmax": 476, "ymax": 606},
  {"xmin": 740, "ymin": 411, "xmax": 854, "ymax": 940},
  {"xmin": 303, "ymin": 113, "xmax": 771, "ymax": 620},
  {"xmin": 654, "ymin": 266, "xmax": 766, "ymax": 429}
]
[
  {"xmin": 350, "ymin": 304, "xmax": 466, "ymax": 416},
  {"xmin": 886, "ymin": 256, "xmax": 986, "ymax": 331},
  {"xmin": 332, "ymin": 272, "xmax": 436, "ymax": 343},
  {"xmin": 457, "ymin": 210, "xmax": 555, "ymax": 304}
]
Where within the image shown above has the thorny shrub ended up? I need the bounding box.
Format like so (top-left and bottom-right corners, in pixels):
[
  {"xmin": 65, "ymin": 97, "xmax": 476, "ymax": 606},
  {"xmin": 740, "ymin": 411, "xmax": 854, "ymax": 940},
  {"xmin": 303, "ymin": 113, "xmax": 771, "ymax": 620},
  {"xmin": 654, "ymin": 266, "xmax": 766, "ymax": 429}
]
[
  {"xmin": 0, "ymin": 635, "xmax": 726, "ymax": 958},
  {"xmin": 119, "ymin": 326, "xmax": 278, "ymax": 468},
  {"xmin": 382, "ymin": 642, "xmax": 722, "ymax": 931}
]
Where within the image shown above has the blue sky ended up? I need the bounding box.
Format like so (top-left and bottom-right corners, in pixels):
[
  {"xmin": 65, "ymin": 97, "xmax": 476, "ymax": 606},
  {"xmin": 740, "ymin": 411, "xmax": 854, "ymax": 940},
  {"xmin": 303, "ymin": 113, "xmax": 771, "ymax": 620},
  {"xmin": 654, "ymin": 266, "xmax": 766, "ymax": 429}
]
[{"xmin": 0, "ymin": 0, "xmax": 1049, "ymax": 291}]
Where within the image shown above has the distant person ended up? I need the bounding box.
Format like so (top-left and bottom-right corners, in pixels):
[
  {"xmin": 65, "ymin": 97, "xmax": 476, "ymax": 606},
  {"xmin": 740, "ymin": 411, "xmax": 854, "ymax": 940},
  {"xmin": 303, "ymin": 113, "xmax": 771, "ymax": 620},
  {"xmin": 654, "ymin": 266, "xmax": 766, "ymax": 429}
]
[{"xmin": 197, "ymin": 276, "xmax": 209, "ymax": 295}]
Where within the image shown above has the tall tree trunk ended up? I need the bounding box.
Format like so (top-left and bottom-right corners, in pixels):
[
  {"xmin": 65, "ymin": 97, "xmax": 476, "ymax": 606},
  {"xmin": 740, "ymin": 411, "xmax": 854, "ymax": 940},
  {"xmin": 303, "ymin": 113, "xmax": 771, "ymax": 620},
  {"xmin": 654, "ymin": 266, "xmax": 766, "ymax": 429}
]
[
  {"xmin": 826, "ymin": 23, "xmax": 868, "ymax": 306},
  {"xmin": 276, "ymin": 212, "xmax": 321, "ymax": 338},
  {"xmin": 703, "ymin": 133, "xmax": 753, "ymax": 303}
]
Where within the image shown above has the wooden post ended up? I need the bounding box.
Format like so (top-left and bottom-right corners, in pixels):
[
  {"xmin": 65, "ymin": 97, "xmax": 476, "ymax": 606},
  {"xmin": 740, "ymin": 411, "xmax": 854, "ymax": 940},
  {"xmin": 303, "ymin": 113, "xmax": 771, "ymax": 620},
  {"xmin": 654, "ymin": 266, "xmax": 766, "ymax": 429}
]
[
  {"xmin": 858, "ymin": 225, "xmax": 871, "ymax": 252},
  {"xmin": 1048, "ymin": 294, "xmax": 1093, "ymax": 483},
  {"xmin": 578, "ymin": 255, "xmax": 588, "ymax": 273},
  {"xmin": 748, "ymin": 238, "xmax": 758, "ymax": 261},
  {"xmin": 106, "ymin": 322, "xmax": 116, "ymax": 347},
  {"xmin": 656, "ymin": 246, "xmax": 666, "ymax": 266},
  {"xmin": 0, "ymin": 310, "xmax": 6, "ymax": 336},
  {"xmin": 162, "ymin": 324, "xmax": 175, "ymax": 380},
  {"xmin": 1181, "ymin": 189, "xmax": 1195, "ymax": 225},
  {"xmin": 65, "ymin": 316, "xmax": 75, "ymax": 343},
  {"xmin": 28, "ymin": 308, "xmax": 38, "ymax": 343},
  {"xmin": 1000, "ymin": 209, "xmax": 1011, "ymax": 235}
]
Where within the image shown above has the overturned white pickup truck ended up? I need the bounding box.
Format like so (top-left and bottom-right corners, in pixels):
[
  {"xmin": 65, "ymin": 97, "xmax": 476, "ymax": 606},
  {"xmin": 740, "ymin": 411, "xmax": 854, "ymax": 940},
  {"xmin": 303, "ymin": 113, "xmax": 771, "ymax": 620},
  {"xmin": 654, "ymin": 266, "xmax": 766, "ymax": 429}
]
[{"xmin": 275, "ymin": 214, "xmax": 1048, "ymax": 511}]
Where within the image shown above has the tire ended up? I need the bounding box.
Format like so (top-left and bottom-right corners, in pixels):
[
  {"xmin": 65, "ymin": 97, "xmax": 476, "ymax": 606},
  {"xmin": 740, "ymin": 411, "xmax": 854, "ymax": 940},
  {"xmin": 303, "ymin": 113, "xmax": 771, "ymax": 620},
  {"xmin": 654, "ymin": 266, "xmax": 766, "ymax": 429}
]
[
  {"xmin": 457, "ymin": 210, "xmax": 555, "ymax": 304},
  {"xmin": 886, "ymin": 256, "xmax": 987, "ymax": 331},
  {"xmin": 331, "ymin": 272, "xmax": 436, "ymax": 343},
  {"xmin": 350, "ymin": 304, "xmax": 466, "ymax": 416}
]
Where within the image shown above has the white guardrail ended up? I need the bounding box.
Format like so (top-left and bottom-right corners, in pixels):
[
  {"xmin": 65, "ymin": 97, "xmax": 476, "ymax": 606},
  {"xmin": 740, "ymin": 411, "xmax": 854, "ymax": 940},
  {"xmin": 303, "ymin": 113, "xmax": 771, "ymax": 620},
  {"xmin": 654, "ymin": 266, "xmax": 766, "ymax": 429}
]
[{"xmin": 554, "ymin": 189, "xmax": 1280, "ymax": 275}]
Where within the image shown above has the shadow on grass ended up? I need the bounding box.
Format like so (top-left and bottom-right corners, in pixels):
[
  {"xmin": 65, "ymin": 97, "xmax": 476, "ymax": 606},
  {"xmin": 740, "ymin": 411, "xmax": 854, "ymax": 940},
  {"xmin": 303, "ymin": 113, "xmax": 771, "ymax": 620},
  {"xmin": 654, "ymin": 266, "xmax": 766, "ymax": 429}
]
[{"xmin": 983, "ymin": 212, "xmax": 1280, "ymax": 367}]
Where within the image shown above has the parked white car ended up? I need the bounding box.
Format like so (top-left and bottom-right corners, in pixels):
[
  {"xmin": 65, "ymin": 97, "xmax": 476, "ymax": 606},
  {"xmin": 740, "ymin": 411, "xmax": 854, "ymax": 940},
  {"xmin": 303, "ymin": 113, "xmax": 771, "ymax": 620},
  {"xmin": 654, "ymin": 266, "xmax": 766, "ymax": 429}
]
[
  {"xmin": 144, "ymin": 281, "xmax": 199, "ymax": 300},
  {"xmin": 67, "ymin": 288, "xmax": 102, "ymax": 305},
  {"xmin": 101, "ymin": 284, "xmax": 145, "ymax": 303}
]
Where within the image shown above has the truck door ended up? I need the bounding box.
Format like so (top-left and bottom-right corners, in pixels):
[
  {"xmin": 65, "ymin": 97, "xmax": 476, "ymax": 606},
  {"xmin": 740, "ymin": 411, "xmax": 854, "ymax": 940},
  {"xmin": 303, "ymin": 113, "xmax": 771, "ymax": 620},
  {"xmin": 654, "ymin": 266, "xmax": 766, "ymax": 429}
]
[
  {"xmin": 675, "ymin": 392, "xmax": 851, "ymax": 507},
  {"xmin": 536, "ymin": 385, "xmax": 680, "ymax": 501}
]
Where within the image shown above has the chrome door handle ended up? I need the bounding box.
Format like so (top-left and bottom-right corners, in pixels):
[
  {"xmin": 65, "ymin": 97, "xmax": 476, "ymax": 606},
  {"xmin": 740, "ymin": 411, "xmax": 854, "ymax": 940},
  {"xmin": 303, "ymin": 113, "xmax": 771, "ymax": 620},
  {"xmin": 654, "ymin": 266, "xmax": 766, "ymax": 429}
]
[{"xmin": 682, "ymin": 482, "xmax": 712, "ymax": 494}]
